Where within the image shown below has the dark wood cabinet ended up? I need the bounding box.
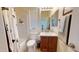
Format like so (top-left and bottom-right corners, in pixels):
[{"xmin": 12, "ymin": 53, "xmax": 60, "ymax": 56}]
[
  {"xmin": 40, "ymin": 36, "xmax": 58, "ymax": 52},
  {"xmin": 40, "ymin": 36, "xmax": 48, "ymax": 52}
]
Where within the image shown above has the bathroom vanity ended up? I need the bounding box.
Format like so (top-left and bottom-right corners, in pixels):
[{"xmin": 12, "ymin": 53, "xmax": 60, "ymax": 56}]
[{"xmin": 40, "ymin": 32, "xmax": 58, "ymax": 52}]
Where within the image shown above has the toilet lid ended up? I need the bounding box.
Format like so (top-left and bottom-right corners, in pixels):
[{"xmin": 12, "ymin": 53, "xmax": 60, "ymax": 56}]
[{"xmin": 27, "ymin": 40, "xmax": 36, "ymax": 46}]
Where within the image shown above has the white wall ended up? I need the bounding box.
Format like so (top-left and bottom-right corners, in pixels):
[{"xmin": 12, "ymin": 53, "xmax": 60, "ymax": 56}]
[
  {"xmin": 15, "ymin": 8, "xmax": 40, "ymax": 51},
  {"xmin": 58, "ymin": 7, "xmax": 79, "ymax": 51},
  {"xmin": 17, "ymin": 13, "xmax": 29, "ymax": 44},
  {"xmin": 16, "ymin": 8, "xmax": 40, "ymax": 43},
  {"xmin": 0, "ymin": 8, "xmax": 8, "ymax": 52},
  {"xmin": 57, "ymin": 7, "xmax": 74, "ymax": 52},
  {"xmin": 69, "ymin": 7, "xmax": 79, "ymax": 51},
  {"xmin": 28, "ymin": 8, "xmax": 40, "ymax": 33}
]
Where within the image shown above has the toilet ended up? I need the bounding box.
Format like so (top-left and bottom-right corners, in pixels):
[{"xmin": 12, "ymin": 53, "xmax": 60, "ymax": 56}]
[
  {"xmin": 26, "ymin": 32, "xmax": 39, "ymax": 52},
  {"xmin": 27, "ymin": 39, "xmax": 36, "ymax": 52}
]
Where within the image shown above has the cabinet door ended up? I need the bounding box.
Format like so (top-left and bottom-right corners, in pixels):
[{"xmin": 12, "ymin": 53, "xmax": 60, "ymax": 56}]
[
  {"xmin": 48, "ymin": 36, "xmax": 57, "ymax": 52},
  {"xmin": 40, "ymin": 36, "xmax": 48, "ymax": 52}
]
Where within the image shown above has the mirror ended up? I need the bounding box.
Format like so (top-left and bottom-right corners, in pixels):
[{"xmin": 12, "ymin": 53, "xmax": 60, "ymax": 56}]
[{"xmin": 39, "ymin": 10, "xmax": 50, "ymax": 31}]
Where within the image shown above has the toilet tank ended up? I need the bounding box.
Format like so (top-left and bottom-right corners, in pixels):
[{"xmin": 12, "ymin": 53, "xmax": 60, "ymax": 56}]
[{"xmin": 30, "ymin": 32, "xmax": 40, "ymax": 41}]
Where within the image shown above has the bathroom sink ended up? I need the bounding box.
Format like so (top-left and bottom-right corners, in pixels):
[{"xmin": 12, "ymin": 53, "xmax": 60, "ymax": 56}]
[{"xmin": 40, "ymin": 32, "xmax": 58, "ymax": 36}]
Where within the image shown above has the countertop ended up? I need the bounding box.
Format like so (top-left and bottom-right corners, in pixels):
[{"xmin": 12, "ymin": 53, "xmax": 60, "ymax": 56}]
[{"xmin": 40, "ymin": 32, "xmax": 58, "ymax": 36}]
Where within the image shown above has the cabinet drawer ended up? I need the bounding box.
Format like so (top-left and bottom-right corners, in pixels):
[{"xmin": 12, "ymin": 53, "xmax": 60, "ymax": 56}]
[
  {"xmin": 40, "ymin": 36, "xmax": 48, "ymax": 48},
  {"xmin": 40, "ymin": 36, "xmax": 58, "ymax": 52},
  {"xmin": 40, "ymin": 36, "xmax": 48, "ymax": 51},
  {"xmin": 48, "ymin": 36, "xmax": 58, "ymax": 52}
]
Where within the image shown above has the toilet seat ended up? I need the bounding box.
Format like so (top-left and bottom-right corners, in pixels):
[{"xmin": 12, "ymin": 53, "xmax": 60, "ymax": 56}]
[
  {"xmin": 26, "ymin": 40, "xmax": 36, "ymax": 52},
  {"xmin": 27, "ymin": 40, "xmax": 36, "ymax": 47}
]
